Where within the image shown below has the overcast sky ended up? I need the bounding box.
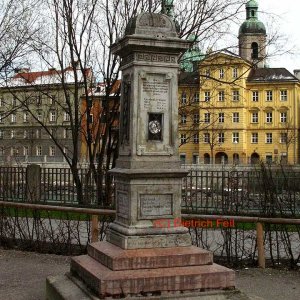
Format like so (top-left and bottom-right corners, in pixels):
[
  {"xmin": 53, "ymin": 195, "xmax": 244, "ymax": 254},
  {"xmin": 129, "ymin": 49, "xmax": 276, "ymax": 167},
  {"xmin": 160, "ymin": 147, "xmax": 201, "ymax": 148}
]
[{"xmin": 259, "ymin": 0, "xmax": 300, "ymax": 73}]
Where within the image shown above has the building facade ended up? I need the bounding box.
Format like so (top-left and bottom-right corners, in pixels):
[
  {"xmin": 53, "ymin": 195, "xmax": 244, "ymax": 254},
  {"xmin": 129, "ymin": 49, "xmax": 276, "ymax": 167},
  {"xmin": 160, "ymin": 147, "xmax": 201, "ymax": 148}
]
[
  {"xmin": 0, "ymin": 67, "xmax": 91, "ymax": 164},
  {"xmin": 179, "ymin": 0, "xmax": 300, "ymax": 165}
]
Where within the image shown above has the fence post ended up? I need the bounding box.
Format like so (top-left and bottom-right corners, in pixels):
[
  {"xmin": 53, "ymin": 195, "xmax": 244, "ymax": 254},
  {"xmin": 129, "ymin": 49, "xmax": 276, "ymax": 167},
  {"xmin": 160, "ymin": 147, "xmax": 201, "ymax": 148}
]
[
  {"xmin": 256, "ymin": 222, "xmax": 265, "ymax": 268},
  {"xmin": 91, "ymin": 215, "xmax": 99, "ymax": 243},
  {"xmin": 26, "ymin": 164, "xmax": 41, "ymax": 203}
]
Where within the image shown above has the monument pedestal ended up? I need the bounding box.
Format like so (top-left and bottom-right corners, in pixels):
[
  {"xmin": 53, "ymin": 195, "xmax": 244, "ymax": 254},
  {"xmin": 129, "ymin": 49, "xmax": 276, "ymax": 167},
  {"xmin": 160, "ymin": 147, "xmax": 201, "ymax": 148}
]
[{"xmin": 68, "ymin": 241, "xmax": 235, "ymax": 298}]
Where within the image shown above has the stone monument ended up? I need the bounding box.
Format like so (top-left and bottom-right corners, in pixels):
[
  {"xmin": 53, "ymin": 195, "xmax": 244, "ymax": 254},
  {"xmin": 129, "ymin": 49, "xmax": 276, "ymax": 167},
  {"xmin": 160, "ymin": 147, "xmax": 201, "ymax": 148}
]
[{"xmin": 46, "ymin": 11, "xmax": 244, "ymax": 300}]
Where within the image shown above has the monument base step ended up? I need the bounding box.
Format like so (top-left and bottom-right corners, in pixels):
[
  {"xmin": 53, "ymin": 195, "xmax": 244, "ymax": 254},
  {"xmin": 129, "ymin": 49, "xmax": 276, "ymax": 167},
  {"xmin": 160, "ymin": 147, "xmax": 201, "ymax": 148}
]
[
  {"xmin": 87, "ymin": 241, "xmax": 213, "ymax": 270},
  {"xmin": 46, "ymin": 273, "xmax": 251, "ymax": 300},
  {"xmin": 70, "ymin": 254, "xmax": 235, "ymax": 298}
]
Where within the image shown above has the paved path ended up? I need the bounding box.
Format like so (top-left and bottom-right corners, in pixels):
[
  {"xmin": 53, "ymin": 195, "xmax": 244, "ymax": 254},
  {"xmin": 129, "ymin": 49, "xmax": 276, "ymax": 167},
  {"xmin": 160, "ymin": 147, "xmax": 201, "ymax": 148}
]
[{"xmin": 0, "ymin": 248, "xmax": 299, "ymax": 300}]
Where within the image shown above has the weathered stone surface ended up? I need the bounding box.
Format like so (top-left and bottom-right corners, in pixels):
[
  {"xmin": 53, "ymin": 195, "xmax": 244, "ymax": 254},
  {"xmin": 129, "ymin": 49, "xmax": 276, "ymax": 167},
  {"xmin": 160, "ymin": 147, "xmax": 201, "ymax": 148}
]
[
  {"xmin": 87, "ymin": 241, "xmax": 213, "ymax": 271},
  {"xmin": 71, "ymin": 255, "xmax": 235, "ymax": 298}
]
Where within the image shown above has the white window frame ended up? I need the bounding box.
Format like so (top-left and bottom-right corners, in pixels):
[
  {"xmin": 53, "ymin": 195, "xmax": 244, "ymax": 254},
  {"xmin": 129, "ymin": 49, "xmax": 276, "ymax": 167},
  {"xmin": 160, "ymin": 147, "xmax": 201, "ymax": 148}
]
[
  {"xmin": 252, "ymin": 91, "xmax": 259, "ymax": 102},
  {"xmin": 23, "ymin": 112, "xmax": 28, "ymax": 123},
  {"xmin": 193, "ymin": 114, "xmax": 200, "ymax": 124},
  {"xmin": 193, "ymin": 92, "xmax": 199, "ymax": 103},
  {"xmin": 232, "ymin": 67, "xmax": 238, "ymax": 79},
  {"xmin": 24, "ymin": 130, "xmax": 28, "ymax": 139},
  {"xmin": 218, "ymin": 132, "xmax": 225, "ymax": 143},
  {"xmin": 266, "ymin": 112, "xmax": 273, "ymax": 123},
  {"xmin": 193, "ymin": 133, "xmax": 199, "ymax": 144},
  {"xmin": 63, "ymin": 112, "xmax": 70, "ymax": 122},
  {"xmin": 232, "ymin": 90, "xmax": 239, "ymax": 101},
  {"xmin": 204, "ymin": 133, "xmax": 210, "ymax": 143},
  {"xmin": 49, "ymin": 146, "xmax": 55, "ymax": 156},
  {"xmin": 181, "ymin": 92, "xmax": 187, "ymax": 104},
  {"xmin": 266, "ymin": 133, "xmax": 273, "ymax": 144},
  {"xmin": 11, "ymin": 129, "xmax": 15, "ymax": 139},
  {"xmin": 0, "ymin": 129, "xmax": 3, "ymax": 139},
  {"xmin": 232, "ymin": 132, "xmax": 239, "ymax": 143},
  {"xmin": 218, "ymin": 91, "xmax": 225, "ymax": 102},
  {"xmin": 23, "ymin": 146, "xmax": 29, "ymax": 156},
  {"xmin": 280, "ymin": 90, "xmax": 287, "ymax": 101},
  {"xmin": 280, "ymin": 112, "xmax": 287, "ymax": 123},
  {"xmin": 219, "ymin": 69, "xmax": 224, "ymax": 79},
  {"xmin": 204, "ymin": 91, "xmax": 211, "ymax": 102},
  {"xmin": 251, "ymin": 132, "xmax": 258, "ymax": 144},
  {"xmin": 181, "ymin": 113, "xmax": 187, "ymax": 124},
  {"xmin": 280, "ymin": 133, "xmax": 287, "ymax": 144},
  {"xmin": 50, "ymin": 110, "xmax": 56, "ymax": 122},
  {"xmin": 36, "ymin": 145, "xmax": 42, "ymax": 156},
  {"xmin": 252, "ymin": 112, "xmax": 258, "ymax": 123},
  {"xmin": 11, "ymin": 113, "xmax": 16, "ymax": 123},
  {"xmin": 232, "ymin": 112, "xmax": 239, "ymax": 123},
  {"xmin": 180, "ymin": 133, "xmax": 187, "ymax": 144},
  {"xmin": 219, "ymin": 112, "xmax": 224, "ymax": 123},
  {"xmin": 266, "ymin": 90, "xmax": 273, "ymax": 101},
  {"xmin": 204, "ymin": 113, "xmax": 210, "ymax": 123}
]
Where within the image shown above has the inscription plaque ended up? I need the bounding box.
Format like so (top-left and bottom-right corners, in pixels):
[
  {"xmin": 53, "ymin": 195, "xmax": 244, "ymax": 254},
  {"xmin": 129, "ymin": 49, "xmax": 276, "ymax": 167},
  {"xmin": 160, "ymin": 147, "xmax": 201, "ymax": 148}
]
[
  {"xmin": 140, "ymin": 194, "xmax": 173, "ymax": 219},
  {"xmin": 142, "ymin": 75, "xmax": 169, "ymax": 111},
  {"xmin": 117, "ymin": 192, "xmax": 129, "ymax": 218}
]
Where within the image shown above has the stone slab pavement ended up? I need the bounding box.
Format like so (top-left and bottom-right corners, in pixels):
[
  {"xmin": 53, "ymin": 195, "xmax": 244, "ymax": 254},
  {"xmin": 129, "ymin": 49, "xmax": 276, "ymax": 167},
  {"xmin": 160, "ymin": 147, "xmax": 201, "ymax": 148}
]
[{"xmin": 0, "ymin": 248, "xmax": 299, "ymax": 300}]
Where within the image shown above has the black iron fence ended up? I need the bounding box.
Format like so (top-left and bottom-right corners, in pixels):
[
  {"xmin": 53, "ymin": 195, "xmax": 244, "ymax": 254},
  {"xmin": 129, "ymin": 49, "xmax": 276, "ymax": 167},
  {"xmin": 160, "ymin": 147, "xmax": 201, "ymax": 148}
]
[
  {"xmin": 182, "ymin": 168, "xmax": 300, "ymax": 217},
  {"xmin": 1, "ymin": 165, "xmax": 300, "ymax": 217}
]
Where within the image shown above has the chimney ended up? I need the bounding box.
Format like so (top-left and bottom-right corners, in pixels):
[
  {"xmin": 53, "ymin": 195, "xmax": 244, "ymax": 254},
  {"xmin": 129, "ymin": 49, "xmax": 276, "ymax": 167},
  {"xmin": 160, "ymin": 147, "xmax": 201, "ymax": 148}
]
[{"xmin": 14, "ymin": 68, "xmax": 30, "ymax": 74}]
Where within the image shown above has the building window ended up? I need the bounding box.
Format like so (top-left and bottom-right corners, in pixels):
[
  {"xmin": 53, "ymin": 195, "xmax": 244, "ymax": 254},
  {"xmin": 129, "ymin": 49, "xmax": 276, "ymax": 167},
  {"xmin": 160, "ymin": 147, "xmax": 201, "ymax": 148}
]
[
  {"xmin": 193, "ymin": 133, "xmax": 199, "ymax": 144},
  {"xmin": 37, "ymin": 111, "xmax": 42, "ymax": 121},
  {"xmin": 24, "ymin": 130, "xmax": 28, "ymax": 139},
  {"xmin": 251, "ymin": 132, "xmax": 258, "ymax": 144},
  {"xmin": 205, "ymin": 69, "xmax": 210, "ymax": 77},
  {"xmin": 0, "ymin": 147, "xmax": 4, "ymax": 155},
  {"xmin": 193, "ymin": 114, "xmax": 200, "ymax": 124},
  {"xmin": 11, "ymin": 147, "xmax": 19, "ymax": 156},
  {"xmin": 266, "ymin": 90, "xmax": 273, "ymax": 101},
  {"xmin": 193, "ymin": 93, "xmax": 199, "ymax": 103},
  {"xmin": 232, "ymin": 112, "xmax": 239, "ymax": 123},
  {"xmin": 218, "ymin": 91, "xmax": 225, "ymax": 102},
  {"xmin": 280, "ymin": 133, "xmax": 287, "ymax": 144},
  {"xmin": 266, "ymin": 154, "xmax": 272, "ymax": 164},
  {"xmin": 0, "ymin": 129, "xmax": 3, "ymax": 139},
  {"xmin": 266, "ymin": 133, "xmax": 272, "ymax": 144},
  {"xmin": 280, "ymin": 112, "xmax": 287, "ymax": 123},
  {"xmin": 232, "ymin": 90, "xmax": 239, "ymax": 101},
  {"xmin": 192, "ymin": 154, "xmax": 199, "ymax": 164},
  {"xmin": 218, "ymin": 132, "xmax": 225, "ymax": 143},
  {"xmin": 219, "ymin": 112, "xmax": 224, "ymax": 123},
  {"xmin": 204, "ymin": 113, "xmax": 210, "ymax": 123},
  {"xmin": 181, "ymin": 92, "xmax": 187, "ymax": 104},
  {"xmin": 49, "ymin": 146, "xmax": 55, "ymax": 156},
  {"xmin": 232, "ymin": 132, "xmax": 239, "ymax": 143},
  {"xmin": 232, "ymin": 68, "xmax": 238, "ymax": 79},
  {"xmin": 64, "ymin": 112, "xmax": 70, "ymax": 121},
  {"xmin": 0, "ymin": 98, "xmax": 4, "ymax": 107},
  {"xmin": 50, "ymin": 110, "xmax": 56, "ymax": 122},
  {"xmin": 252, "ymin": 91, "xmax": 259, "ymax": 102},
  {"xmin": 180, "ymin": 154, "xmax": 186, "ymax": 164},
  {"xmin": 0, "ymin": 113, "xmax": 3, "ymax": 123},
  {"xmin": 204, "ymin": 133, "xmax": 210, "ymax": 143},
  {"xmin": 36, "ymin": 146, "xmax": 42, "ymax": 156},
  {"xmin": 23, "ymin": 112, "xmax": 29, "ymax": 123},
  {"xmin": 36, "ymin": 96, "xmax": 42, "ymax": 106},
  {"xmin": 63, "ymin": 128, "xmax": 68, "ymax": 139},
  {"xmin": 266, "ymin": 112, "xmax": 273, "ymax": 123},
  {"xmin": 11, "ymin": 130, "xmax": 15, "ymax": 139},
  {"xmin": 180, "ymin": 134, "xmax": 187, "ymax": 144},
  {"xmin": 49, "ymin": 95, "xmax": 55, "ymax": 105},
  {"xmin": 12, "ymin": 97, "xmax": 17, "ymax": 107},
  {"xmin": 280, "ymin": 90, "xmax": 287, "ymax": 101},
  {"xmin": 11, "ymin": 113, "xmax": 16, "ymax": 123},
  {"xmin": 219, "ymin": 69, "xmax": 224, "ymax": 79},
  {"xmin": 204, "ymin": 91, "xmax": 210, "ymax": 102},
  {"xmin": 252, "ymin": 112, "xmax": 258, "ymax": 123},
  {"xmin": 36, "ymin": 129, "xmax": 41, "ymax": 139},
  {"xmin": 23, "ymin": 146, "xmax": 29, "ymax": 156},
  {"xmin": 181, "ymin": 113, "xmax": 187, "ymax": 124}
]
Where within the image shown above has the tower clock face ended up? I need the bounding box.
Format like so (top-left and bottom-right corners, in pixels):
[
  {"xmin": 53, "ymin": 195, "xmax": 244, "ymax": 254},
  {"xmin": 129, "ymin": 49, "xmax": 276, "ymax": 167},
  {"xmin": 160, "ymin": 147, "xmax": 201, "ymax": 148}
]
[{"xmin": 148, "ymin": 113, "xmax": 163, "ymax": 141}]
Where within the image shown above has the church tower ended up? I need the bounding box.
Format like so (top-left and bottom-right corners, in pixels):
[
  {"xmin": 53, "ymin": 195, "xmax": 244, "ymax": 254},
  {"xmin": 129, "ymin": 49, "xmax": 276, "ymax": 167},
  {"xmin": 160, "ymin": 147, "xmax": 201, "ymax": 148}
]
[{"xmin": 238, "ymin": 0, "xmax": 267, "ymax": 68}]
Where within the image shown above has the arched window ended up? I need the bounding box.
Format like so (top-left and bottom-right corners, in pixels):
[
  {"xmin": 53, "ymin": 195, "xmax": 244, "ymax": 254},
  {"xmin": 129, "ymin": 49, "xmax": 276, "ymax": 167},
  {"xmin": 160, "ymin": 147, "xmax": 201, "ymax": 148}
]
[
  {"xmin": 251, "ymin": 10, "xmax": 255, "ymax": 17},
  {"xmin": 251, "ymin": 42, "xmax": 258, "ymax": 59}
]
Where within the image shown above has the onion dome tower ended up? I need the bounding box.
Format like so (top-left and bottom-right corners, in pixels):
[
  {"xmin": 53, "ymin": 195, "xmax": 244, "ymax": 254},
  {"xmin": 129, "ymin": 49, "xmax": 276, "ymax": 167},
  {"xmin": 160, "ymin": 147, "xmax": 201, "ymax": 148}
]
[{"xmin": 238, "ymin": 0, "xmax": 267, "ymax": 68}]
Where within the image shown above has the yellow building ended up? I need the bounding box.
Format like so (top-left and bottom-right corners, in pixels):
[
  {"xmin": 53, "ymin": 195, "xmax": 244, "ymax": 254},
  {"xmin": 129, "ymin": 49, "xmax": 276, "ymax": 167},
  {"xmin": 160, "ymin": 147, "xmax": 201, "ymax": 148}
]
[{"xmin": 179, "ymin": 0, "xmax": 300, "ymax": 165}]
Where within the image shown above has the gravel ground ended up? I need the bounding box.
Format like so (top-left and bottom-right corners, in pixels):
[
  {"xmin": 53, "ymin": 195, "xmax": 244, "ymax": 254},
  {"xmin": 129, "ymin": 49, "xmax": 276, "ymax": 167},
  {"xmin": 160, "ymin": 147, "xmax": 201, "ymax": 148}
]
[{"xmin": 0, "ymin": 248, "xmax": 299, "ymax": 300}]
